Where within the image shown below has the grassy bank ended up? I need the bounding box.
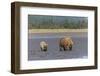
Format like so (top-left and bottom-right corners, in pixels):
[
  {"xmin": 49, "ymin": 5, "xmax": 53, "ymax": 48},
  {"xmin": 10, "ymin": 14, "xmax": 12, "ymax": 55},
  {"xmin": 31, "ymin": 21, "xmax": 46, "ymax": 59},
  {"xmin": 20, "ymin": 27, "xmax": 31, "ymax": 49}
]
[{"xmin": 28, "ymin": 29, "xmax": 87, "ymax": 33}]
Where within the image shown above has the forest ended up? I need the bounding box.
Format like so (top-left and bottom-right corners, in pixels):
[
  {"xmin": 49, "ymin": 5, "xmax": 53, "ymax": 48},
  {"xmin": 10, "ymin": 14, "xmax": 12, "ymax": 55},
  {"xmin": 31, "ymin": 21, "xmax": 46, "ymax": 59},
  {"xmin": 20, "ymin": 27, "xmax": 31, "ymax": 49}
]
[{"xmin": 28, "ymin": 15, "xmax": 88, "ymax": 29}]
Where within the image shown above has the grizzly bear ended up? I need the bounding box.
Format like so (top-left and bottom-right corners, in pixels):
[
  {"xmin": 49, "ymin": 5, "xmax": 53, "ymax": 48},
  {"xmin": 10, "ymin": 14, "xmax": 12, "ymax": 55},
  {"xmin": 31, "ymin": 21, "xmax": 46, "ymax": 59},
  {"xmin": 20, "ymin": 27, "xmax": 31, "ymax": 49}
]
[
  {"xmin": 59, "ymin": 37, "xmax": 74, "ymax": 51},
  {"xmin": 40, "ymin": 41, "xmax": 48, "ymax": 52}
]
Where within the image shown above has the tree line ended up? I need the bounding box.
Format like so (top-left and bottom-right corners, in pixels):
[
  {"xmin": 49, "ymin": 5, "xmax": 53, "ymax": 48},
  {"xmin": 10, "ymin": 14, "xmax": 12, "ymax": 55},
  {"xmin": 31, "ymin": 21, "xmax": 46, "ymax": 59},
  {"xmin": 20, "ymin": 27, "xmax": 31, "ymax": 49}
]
[{"xmin": 28, "ymin": 15, "xmax": 88, "ymax": 29}]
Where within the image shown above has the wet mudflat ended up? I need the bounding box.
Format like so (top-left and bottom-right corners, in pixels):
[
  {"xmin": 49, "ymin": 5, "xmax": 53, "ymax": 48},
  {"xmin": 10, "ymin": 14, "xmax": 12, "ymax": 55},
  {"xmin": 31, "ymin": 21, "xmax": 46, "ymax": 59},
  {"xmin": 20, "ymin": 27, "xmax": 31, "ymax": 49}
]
[{"xmin": 28, "ymin": 32, "xmax": 88, "ymax": 61}]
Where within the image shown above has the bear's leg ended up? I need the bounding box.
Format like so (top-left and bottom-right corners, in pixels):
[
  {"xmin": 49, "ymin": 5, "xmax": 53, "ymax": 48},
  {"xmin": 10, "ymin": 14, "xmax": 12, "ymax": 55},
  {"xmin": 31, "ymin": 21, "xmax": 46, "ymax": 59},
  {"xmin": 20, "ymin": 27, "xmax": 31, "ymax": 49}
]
[
  {"xmin": 69, "ymin": 45, "xmax": 72, "ymax": 51},
  {"xmin": 59, "ymin": 47, "xmax": 63, "ymax": 51},
  {"xmin": 41, "ymin": 47, "xmax": 47, "ymax": 52},
  {"xmin": 63, "ymin": 47, "xmax": 67, "ymax": 51},
  {"xmin": 45, "ymin": 48, "xmax": 47, "ymax": 52},
  {"xmin": 43, "ymin": 47, "xmax": 47, "ymax": 52}
]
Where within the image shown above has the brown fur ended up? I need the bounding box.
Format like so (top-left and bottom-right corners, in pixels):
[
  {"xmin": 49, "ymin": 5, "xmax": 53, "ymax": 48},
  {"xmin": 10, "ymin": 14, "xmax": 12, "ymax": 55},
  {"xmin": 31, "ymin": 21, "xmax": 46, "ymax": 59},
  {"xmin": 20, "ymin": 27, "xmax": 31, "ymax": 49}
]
[{"xmin": 59, "ymin": 37, "xmax": 74, "ymax": 51}]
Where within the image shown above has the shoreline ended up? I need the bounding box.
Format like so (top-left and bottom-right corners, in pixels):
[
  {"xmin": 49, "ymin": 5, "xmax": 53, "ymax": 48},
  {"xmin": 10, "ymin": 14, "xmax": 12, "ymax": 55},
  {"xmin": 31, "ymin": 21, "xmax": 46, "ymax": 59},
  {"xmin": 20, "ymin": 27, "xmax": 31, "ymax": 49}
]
[{"xmin": 28, "ymin": 29, "xmax": 87, "ymax": 33}]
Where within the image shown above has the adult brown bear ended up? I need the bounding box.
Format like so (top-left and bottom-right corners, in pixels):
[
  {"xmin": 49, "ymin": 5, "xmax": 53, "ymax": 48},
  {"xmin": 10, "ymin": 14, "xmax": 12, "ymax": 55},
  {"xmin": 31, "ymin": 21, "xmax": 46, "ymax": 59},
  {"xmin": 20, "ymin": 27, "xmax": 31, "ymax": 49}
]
[{"xmin": 59, "ymin": 37, "xmax": 74, "ymax": 51}]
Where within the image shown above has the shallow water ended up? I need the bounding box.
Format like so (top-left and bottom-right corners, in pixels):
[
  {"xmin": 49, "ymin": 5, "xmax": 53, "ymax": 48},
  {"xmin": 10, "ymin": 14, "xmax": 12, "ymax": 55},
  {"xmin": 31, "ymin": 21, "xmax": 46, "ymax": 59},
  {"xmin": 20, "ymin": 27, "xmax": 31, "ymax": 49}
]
[{"xmin": 28, "ymin": 32, "xmax": 88, "ymax": 61}]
